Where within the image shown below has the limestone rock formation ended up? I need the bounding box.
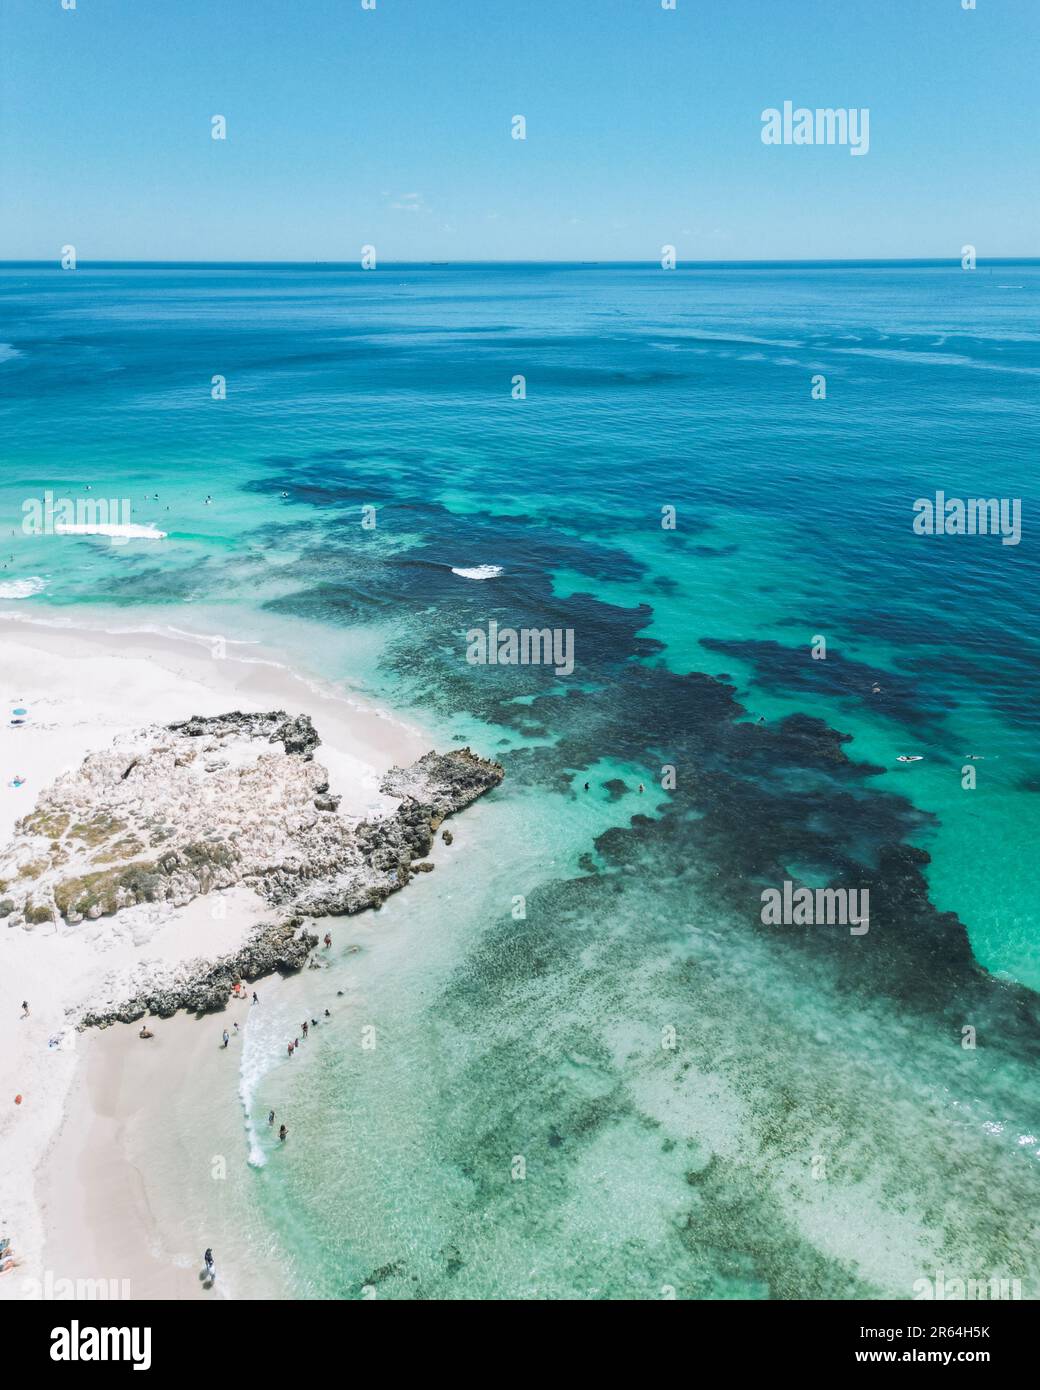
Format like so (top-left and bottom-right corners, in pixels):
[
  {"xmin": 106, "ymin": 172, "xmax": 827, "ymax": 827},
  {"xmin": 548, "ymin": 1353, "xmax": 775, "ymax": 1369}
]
[{"xmin": 0, "ymin": 712, "xmax": 504, "ymax": 1024}]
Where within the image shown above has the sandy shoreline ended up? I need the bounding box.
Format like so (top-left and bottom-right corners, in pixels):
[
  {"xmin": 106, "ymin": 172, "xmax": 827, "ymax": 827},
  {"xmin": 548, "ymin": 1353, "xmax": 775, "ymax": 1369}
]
[
  {"xmin": 37, "ymin": 1000, "xmax": 293, "ymax": 1302},
  {"xmin": 0, "ymin": 613, "xmax": 433, "ymax": 1300}
]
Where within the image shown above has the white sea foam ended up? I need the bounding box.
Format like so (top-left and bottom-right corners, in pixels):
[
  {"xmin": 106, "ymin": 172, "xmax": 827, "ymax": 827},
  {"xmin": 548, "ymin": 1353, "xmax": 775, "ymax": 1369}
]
[
  {"xmin": 237, "ymin": 999, "xmax": 281, "ymax": 1170},
  {"xmin": 0, "ymin": 343, "xmax": 21, "ymax": 364},
  {"xmin": 451, "ymin": 564, "xmax": 503, "ymax": 580},
  {"xmin": 674, "ymin": 329, "xmax": 803, "ymax": 349},
  {"xmin": 834, "ymin": 346, "xmax": 1040, "ymax": 377},
  {"xmin": 240, "ymin": 1061, "xmax": 268, "ymax": 1169},
  {"xmin": 55, "ymin": 522, "xmax": 167, "ymax": 540},
  {"xmin": 0, "ymin": 576, "xmax": 47, "ymax": 599}
]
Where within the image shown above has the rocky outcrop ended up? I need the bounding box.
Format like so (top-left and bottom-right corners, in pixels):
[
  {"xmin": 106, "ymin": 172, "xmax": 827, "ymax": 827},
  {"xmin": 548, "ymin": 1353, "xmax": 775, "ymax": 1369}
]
[
  {"xmin": 288, "ymin": 755, "xmax": 500, "ymax": 916},
  {"xmin": 0, "ymin": 712, "xmax": 503, "ymax": 1024},
  {"xmin": 168, "ymin": 710, "xmax": 322, "ymax": 760},
  {"xmin": 78, "ymin": 917, "xmax": 319, "ymax": 1027},
  {"xmin": 380, "ymin": 748, "xmax": 505, "ymax": 824}
]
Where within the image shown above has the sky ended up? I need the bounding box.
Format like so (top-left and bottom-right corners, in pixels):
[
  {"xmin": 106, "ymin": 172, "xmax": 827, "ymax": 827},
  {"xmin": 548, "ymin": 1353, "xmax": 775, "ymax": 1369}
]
[{"xmin": 1, "ymin": 0, "xmax": 1037, "ymax": 262}]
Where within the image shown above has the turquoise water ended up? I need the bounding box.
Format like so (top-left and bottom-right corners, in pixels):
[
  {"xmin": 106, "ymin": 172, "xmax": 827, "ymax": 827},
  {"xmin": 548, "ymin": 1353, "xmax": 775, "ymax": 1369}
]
[{"xmin": 3, "ymin": 262, "xmax": 1039, "ymax": 1298}]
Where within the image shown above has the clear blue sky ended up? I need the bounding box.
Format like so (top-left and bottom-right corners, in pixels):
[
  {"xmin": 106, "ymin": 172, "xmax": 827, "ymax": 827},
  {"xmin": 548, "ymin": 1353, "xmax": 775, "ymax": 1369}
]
[{"xmin": 1, "ymin": 0, "xmax": 1037, "ymax": 261}]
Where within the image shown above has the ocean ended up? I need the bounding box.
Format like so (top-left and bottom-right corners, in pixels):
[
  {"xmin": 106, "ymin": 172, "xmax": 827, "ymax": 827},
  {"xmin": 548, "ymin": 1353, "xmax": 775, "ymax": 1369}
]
[{"xmin": 2, "ymin": 260, "xmax": 1039, "ymax": 1298}]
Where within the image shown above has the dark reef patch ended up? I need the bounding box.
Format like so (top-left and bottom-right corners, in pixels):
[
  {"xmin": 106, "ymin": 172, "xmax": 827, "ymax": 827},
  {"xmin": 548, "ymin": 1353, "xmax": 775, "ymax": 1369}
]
[{"xmin": 701, "ymin": 637, "xmax": 953, "ymax": 733}]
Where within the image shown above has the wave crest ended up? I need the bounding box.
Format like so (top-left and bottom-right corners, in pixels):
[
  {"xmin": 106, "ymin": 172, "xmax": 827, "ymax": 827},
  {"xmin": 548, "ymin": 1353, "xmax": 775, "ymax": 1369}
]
[
  {"xmin": 0, "ymin": 576, "xmax": 47, "ymax": 599},
  {"xmin": 451, "ymin": 565, "xmax": 503, "ymax": 580}
]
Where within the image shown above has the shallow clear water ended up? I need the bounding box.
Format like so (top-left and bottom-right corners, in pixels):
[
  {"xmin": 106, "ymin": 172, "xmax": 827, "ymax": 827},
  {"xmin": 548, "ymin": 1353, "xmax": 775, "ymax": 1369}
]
[{"xmin": 3, "ymin": 261, "xmax": 1039, "ymax": 1298}]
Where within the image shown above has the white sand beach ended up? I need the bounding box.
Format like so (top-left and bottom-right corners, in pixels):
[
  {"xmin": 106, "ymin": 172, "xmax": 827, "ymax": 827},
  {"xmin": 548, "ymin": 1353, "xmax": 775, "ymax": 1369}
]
[{"xmin": 0, "ymin": 614, "xmax": 431, "ymax": 1300}]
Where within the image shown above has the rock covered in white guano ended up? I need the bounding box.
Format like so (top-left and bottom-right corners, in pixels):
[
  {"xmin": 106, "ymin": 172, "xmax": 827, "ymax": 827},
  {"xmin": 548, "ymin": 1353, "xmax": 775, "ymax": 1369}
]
[{"xmin": 0, "ymin": 713, "xmax": 503, "ymax": 1023}]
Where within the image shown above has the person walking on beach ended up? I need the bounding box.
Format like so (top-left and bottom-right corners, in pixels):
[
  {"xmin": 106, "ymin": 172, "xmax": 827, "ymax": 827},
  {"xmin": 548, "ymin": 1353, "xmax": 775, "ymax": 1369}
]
[
  {"xmin": 204, "ymin": 1248, "xmax": 216, "ymax": 1281},
  {"xmin": 20, "ymin": 1001, "xmax": 29, "ymax": 1018},
  {"xmin": 252, "ymin": 991, "xmax": 259, "ymax": 1005},
  {"xmin": 287, "ymin": 1042, "xmax": 294, "ymax": 1058},
  {"xmin": 278, "ymin": 1124, "xmax": 288, "ymax": 1143},
  {"xmin": 302, "ymin": 1021, "xmax": 308, "ymax": 1038},
  {"xmin": 222, "ymin": 1029, "xmax": 230, "ymax": 1048},
  {"xmin": 233, "ymin": 1021, "xmax": 239, "ymax": 1035}
]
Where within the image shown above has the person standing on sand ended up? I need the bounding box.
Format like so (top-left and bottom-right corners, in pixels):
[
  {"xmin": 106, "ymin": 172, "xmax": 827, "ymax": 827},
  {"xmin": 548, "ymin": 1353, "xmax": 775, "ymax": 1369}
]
[
  {"xmin": 20, "ymin": 1001, "xmax": 29, "ymax": 1017},
  {"xmin": 204, "ymin": 1248, "xmax": 216, "ymax": 1281},
  {"xmin": 287, "ymin": 1042, "xmax": 294, "ymax": 1057},
  {"xmin": 222, "ymin": 1029, "xmax": 229, "ymax": 1048},
  {"xmin": 302, "ymin": 1021, "xmax": 308, "ymax": 1038},
  {"xmin": 252, "ymin": 992, "xmax": 259, "ymax": 1005}
]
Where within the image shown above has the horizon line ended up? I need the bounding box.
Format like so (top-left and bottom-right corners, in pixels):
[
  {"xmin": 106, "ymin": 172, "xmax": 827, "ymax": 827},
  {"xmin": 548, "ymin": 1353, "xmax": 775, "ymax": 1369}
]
[{"xmin": 1, "ymin": 256, "xmax": 1038, "ymax": 269}]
